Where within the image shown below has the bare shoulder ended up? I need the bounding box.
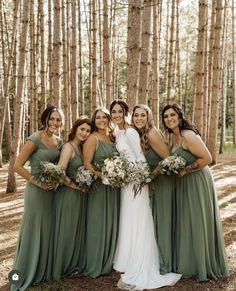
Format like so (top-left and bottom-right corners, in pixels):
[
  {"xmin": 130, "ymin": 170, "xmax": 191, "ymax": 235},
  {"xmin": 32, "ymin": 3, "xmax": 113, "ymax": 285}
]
[
  {"xmin": 182, "ymin": 130, "xmax": 204, "ymax": 149},
  {"xmin": 148, "ymin": 127, "xmax": 163, "ymax": 139},
  {"xmin": 84, "ymin": 133, "xmax": 98, "ymax": 145},
  {"xmin": 182, "ymin": 129, "xmax": 199, "ymax": 141},
  {"xmin": 61, "ymin": 142, "xmax": 73, "ymax": 152}
]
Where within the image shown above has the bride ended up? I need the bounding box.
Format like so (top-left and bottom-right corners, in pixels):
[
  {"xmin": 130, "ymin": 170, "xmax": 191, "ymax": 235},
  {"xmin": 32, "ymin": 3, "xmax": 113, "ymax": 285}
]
[{"xmin": 110, "ymin": 100, "xmax": 182, "ymax": 290}]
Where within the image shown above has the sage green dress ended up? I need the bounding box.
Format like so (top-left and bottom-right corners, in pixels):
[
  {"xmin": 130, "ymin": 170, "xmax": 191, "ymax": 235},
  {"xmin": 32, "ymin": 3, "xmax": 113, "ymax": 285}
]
[
  {"xmin": 11, "ymin": 134, "xmax": 61, "ymax": 291},
  {"xmin": 146, "ymin": 147, "xmax": 175, "ymax": 274},
  {"xmin": 173, "ymin": 147, "xmax": 229, "ymax": 281},
  {"xmin": 83, "ymin": 140, "xmax": 120, "ymax": 278},
  {"xmin": 52, "ymin": 151, "xmax": 87, "ymax": 279}
]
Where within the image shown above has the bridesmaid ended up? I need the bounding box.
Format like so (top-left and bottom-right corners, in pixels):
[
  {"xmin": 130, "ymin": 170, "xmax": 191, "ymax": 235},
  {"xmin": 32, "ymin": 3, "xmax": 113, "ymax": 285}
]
[
  {"xmin": 132, "ymin": 104, "xmax": 174, "ymax": 274},
  {"xmin": 82, "ymin": 107, "xmax": 120, "ymax": 278},
  {"xmin": 52, "ymin": 117, "xmax": 92, "ymax": 280},
  {"xmin": 162, "ymin": 103, "xmax": 229, "ymax": 281},
  {"xmin": 10, "ymin": 106, "xmax": 64, "ymax": 290}
]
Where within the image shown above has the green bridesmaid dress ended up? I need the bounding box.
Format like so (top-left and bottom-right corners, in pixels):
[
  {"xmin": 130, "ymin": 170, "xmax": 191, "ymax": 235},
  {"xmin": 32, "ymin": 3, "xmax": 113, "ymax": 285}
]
[
  {"xmin": 173, "ymin": 147, "xmax": 229, "ymax": 281},
  {"xmin": 146, "ymin": 147, "xmax": 175, "ymax": 274},
  {"xmin": 52, "ymin": 150, "xmax": 87, "ymax": 279},
  {"xmin": 10, "ymin": 134, "xmax": 61, "ymax": 291},
  {"xmin": 83, "ymin": 140, "xmax": 120, "ymax": 278}
]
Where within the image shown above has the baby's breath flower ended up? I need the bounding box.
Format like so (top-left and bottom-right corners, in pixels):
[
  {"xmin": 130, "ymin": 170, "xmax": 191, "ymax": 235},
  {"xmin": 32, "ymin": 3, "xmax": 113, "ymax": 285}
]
[
  {"xmin": 38, "ymin": 161, "xmax": 67, "ymax": 187},
  {"xmin": 75, "ymin": 166, "xmax": 97, "ymax": 190}
]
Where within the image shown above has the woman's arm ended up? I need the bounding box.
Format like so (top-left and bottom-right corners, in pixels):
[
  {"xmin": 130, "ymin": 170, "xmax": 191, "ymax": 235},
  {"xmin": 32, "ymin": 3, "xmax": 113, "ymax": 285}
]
[
  {"xmin": 148, "ymin": 128, "xmax": 169, "ymax": 159},
  {"xmin": 14, "ymin": 140, "xmax": 50, "ymax": 189},
  {"xmin": 83, "ymin": 134, "xmax": 101, "ymax": 178},
  {"xmin": 126, "ymin": 128, "xmax": 146, "ymax": 161},
  {"xmin": 180, "ymin": 130, "xmax": 212, "ymax": 176},
  {"xmin": 57, "ymin": 143, "xmax": 80, "ymax": 190}
]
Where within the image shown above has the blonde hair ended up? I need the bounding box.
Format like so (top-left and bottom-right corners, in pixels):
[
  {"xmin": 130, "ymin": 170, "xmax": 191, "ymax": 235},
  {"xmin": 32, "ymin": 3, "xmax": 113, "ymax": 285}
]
[{"xmin": 132, "ymin": 104, "xmax": 154, "ymax": 154}]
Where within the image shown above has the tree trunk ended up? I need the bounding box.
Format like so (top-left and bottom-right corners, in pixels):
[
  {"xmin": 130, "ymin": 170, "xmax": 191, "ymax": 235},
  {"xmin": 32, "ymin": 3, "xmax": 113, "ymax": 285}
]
[
  {"xmin": 78, "ymin": 0, "xmax": 84, "ymax": 115},
  {"xmin": 208, "ymin": 0, "xmax": 223, "ymax": 164},
  {"xmin": 91, "ymin": 0, "xmax": 97, "ymax": 111},
  {"xmin": 29, "ymin": 0, "xmax": 37, "ymax": 134},
  {"xmin": 103, "ymin": 0, "xmax": 111, "ymax": 108},
  {"xmin": 175, "ymin": 0, "xmax": 181, "ymax": 106},
  {"xmin": 39, "ymin": 0, "xmax": 46, "ymax": 115},
  {"xmin": 219, "ymin": 1, "xmax": 228, "ymax": 154},
  {"xmin": 151, "ymin": 0, "xmax": 160, "ymax": 127},
  {"xmin": 0, "ymin": 0, "xmax": 20, "ymax": 167},
  {"xmin": 232, "ymin": 0, "xmax": 236, "ymax": 145},
  {"xmin": 194, "ymin": 0, "xmax": 207, "ymax": 134},
  {"xmin": 52, "ymin": 0, "xmax": 61, "ymax": 107},
  {"xmin": 6, "ymin": 0, "xmax": 30, "ymax": 193},
  {"xmin": 166, "ymin": 0, "xmax": 175, "ymax": 103},
  {"xmin": 62, "ymin": 0, "xmax": 70, "ymax": 138},
  {"xmin": 126, "ymin": 0, "xmax": 142, "ymax": 109},
  {"xmin": 48, "ymin": 0, "xmax": 53, "ymax": 101},
  {"xmin": 138, "ymin": 0, "xmax": 152, "ymax": 104},
  {"xmin": 70, "ymin": 0, "xmax": 78, "ymax": 122},
  {"xmin": 206, "ymin": 0, "xmax": 216, "ymax": 144}
]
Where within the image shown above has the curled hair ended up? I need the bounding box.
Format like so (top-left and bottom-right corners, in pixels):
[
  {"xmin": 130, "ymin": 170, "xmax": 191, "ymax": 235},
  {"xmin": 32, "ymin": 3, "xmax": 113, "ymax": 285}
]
[
  {"xmin": 68, "ymin": 116, "xmax": 92, "ymax": 142},
  {"xmin": 91, "ymin": 107, "xmax": 115, "ymax": 142},
  {"xmin": 132, "ymin": 104, "xmax": 154, "ymax": 154},
  {"xmin": 161, "ymin": 103, "xmax": 200, "ymax": 135},
  {"xmin": 40, "ymin": 105, "xmax": 65, "ymax": 130}
]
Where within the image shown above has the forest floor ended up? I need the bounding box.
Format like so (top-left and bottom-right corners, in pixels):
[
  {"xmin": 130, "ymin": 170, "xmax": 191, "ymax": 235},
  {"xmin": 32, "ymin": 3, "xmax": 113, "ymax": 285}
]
[{"xmin": 0, "ymin": 153, "xmax": 236, "ymax": 291}]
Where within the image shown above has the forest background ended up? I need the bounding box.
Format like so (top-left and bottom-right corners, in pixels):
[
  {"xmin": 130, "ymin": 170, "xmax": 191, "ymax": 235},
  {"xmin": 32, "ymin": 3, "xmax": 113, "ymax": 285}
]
[
  {"xmin": 0, "ymin": 0, "xmax": 236, "ymax": 191},
  {"xmin": 0, "ymin": 0, "xmax": 236, "ymax": 290}
]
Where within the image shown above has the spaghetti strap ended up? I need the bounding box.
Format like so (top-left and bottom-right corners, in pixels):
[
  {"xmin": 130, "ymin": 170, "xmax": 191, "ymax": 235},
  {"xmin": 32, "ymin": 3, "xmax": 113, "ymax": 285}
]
[{"xmin": 68, "ymin": 142, "xmax": 79, "ymax": 155}]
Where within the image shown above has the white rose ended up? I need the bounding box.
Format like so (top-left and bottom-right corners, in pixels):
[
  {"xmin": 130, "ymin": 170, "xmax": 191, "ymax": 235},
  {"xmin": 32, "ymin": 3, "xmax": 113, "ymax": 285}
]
[{"xmin": 102, "ymin": 177, "xmax": 110, "ymax": 185}]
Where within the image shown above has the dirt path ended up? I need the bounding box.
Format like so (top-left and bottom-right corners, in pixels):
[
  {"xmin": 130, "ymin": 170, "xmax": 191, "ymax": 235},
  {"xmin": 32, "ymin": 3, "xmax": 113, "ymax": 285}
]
[{"xmin": 0, "ymin": 154, "xmax": 236, "ymax": 291}]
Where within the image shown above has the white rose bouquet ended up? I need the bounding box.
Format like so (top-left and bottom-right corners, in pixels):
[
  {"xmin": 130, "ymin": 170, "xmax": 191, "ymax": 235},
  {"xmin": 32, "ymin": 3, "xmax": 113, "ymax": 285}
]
[
  {"xmin": 75, "ymin": 166, "xmax": 97, "ymax": 190},
  {"xmin": 128, "ymin": 161, "xmax": 152, "ymax": 197},
  {"xmin": 157, "ymin": 155, "xmax": 186, "ymax": 175},
  {"xmin": 99, "ymin": 152, "xmax": 130, "ymax": 187},
  {"xmin": 38, "ymin": 161, "xmax": 67, "ymax": 187}
]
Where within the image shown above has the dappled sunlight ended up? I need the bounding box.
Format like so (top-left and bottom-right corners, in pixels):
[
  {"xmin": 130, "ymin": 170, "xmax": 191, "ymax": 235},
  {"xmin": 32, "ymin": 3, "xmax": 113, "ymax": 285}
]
[{"xmin": 0, "ymin": 156, "xmax": 236, "ymax": 290}]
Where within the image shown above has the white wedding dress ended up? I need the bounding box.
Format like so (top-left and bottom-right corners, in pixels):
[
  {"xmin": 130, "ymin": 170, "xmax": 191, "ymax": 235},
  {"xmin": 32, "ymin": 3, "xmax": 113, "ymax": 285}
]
[{"xmin": 113, "ymin": 127, "xmax": 181, "ymax": 290}]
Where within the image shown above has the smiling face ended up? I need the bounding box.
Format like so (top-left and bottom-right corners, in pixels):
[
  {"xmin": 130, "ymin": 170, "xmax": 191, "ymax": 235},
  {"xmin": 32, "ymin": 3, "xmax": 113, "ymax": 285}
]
[
  {"xmin": 46, "ymin": 111, "xmax": 62, "ymax": 134},
  {"xmin": 110, "ymin": 103, "xmax": 124, "ymax": 127},
  {"xmin": 132, "ymin": 107, "xmax": 148, "ymax": 131},
  {"xmin": 75, "ymin": 123, "xmax": 91, "ymax": 142},
  {"xmin": 163, "ymin": 108, "xmax": 180, "ymax": 130},
  {"xmin": 95, "ymin": 110, "xmax": 109, "ymax": 130}
]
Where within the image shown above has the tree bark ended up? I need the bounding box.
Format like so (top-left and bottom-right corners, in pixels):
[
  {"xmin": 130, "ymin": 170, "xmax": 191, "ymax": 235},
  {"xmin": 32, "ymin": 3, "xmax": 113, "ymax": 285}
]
[
  {"xmin": 126, "ymin": 0, "xmax": 142, "ymax": 109},
  {"xmin": 6, "ymin": 0, "xmax": 30, "ymax": 193}
]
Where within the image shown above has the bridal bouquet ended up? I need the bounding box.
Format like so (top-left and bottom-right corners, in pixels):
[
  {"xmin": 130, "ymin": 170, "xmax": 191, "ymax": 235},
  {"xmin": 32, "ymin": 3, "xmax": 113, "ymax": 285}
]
[
  {"xmin": 158, "ymin": 155, "xmax": 186, "ymax": 175},
  {"xmin": 128, "ymin": 161, "xmax": 152, "ymax": 197},
  {"xmin": 38, "ymin": 161, "xmax": 67, "ymax": 186},
  {"xmin": 99, "ymin": 152, "xmax": 130, "ymax": 187},
  {"xmin": 75, "ymin": 166, "xmax": 97, "ymax": 190}
]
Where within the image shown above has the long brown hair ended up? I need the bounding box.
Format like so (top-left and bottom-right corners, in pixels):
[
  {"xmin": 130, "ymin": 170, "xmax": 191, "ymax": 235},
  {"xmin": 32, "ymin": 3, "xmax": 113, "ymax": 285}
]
[
  {"xmin": 161, "ymin": 103, "xmax": 200, "ymax": 135},
  {"xmin": 132, "ymin": 104, "xmax": 154, "ymax": 154},
  {"xmin": 91, "ymin": 107, "xmax": 115, "ymax": 142},
  {"xmin": 68, "ymin": 117, "xmax": 92, "ymax": 141}
]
